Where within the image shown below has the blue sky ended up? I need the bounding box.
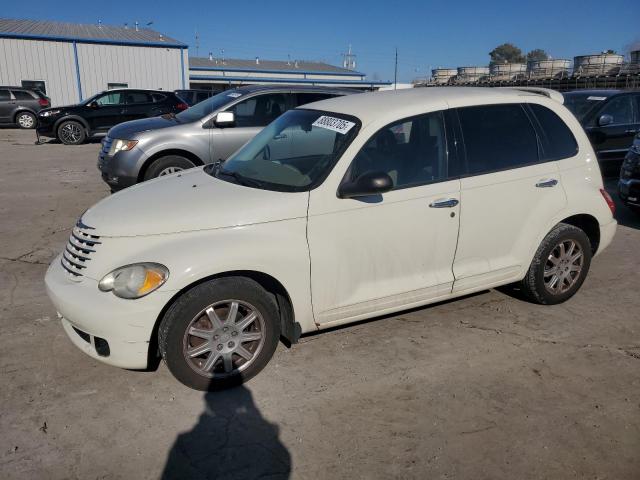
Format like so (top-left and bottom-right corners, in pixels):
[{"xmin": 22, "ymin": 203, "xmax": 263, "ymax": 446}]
[{"xmin": 8, "ymin": 0, "xmax": 640, "ymax": 82}]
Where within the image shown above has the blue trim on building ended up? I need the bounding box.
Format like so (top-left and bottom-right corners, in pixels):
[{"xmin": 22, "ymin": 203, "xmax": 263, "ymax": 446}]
[
  {"xmin": 72, "ymin": 41, "xmax": 83, "ymax": 102},
  {"xmin": 190, "ymin": 65, "xmax": 365, "ymax": 77},
  {"xmin": 0, "ymin": 32, "xmax": 187, "ymax": 48},
  {"xmin": 189, "ymin": 75, "xmax": 391, "ymax": 86}
]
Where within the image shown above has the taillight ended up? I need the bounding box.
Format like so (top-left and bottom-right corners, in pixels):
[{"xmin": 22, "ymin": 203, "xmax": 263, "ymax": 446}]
[
  {"xmin": 176, "ymin": 102, "xmax": 188, "ymax": 111},
  {"xmin": 600, "ymin": 188, "xmax": 615, "ymax": 216},
  {"xmin": 38, "ymin": 98, "xmax": 49, "ymax": 107}
]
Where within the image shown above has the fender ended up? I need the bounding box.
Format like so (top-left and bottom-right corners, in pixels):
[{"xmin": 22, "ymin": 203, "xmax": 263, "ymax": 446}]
[{"xmin": 54, "ymin": 114, "xmax": 90, "ymax": 133}]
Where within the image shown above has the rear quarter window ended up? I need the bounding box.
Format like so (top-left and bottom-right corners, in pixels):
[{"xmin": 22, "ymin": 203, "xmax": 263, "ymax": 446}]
[
  {"xmin": 11, "ymin": 90, "xmax": 35, "ymax": 100},
  {"xmin": 527, "ymin": 104, "xmax": 578, "ymax": 161},
  {"xmin": 457, "ymin": 103, "xmax": 539, "ymax": 175}
]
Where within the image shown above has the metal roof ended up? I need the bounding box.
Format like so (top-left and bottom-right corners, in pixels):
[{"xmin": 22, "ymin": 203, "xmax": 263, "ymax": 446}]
[
  {"xmin": 0, "ymin": 18, "xmax": 186, "ymax": 47},
  {"xmin": 189, "ymin": 56, "xmax": 364, "ymax": 76}
]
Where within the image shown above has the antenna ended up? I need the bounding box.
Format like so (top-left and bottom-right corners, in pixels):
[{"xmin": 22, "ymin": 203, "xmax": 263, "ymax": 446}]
[
  {"xmin": 135, "ymin": 21, "xmax": 139, "ymax": 32},
  {"xmin": 342, "ymin": 44, "xmax": 357, "ymax": 70},
  {"xmin": 394, "ymin": 47, "xmax": 398, "ymax": 90}
]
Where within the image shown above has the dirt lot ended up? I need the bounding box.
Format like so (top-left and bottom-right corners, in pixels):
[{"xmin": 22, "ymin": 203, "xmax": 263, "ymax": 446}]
[{"xmin": 1, "ymin": 128, "xmax": 639, "ymax": 480}]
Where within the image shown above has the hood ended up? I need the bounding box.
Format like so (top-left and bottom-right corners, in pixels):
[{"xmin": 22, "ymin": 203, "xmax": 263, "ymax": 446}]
[
  {"xmin": 81, "ymin": 168, "xmax": 309, "ymax": 237},
  {"xmin": 107, "ymin": 116, "xmax": 183, "ymax": 139}
]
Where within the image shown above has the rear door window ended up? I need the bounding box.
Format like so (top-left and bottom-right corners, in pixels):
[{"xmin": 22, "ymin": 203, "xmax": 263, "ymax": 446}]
[
  {"xmin": 527, "ymin": 104, "xmax": 578, "ymax": 161},
  {"xmin": 457, "ymin": 104, "xmax": 539, "ymax": 175},
  {"xmin": 125, "ymin": 92, "xmax": 153, "ymax": 104},
  {"xmin": 229, "ymin": 93, "xmax": 288, "ymax": 127}
]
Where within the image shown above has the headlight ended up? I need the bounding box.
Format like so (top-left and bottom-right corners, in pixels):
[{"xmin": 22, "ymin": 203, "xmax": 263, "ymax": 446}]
[
  {"xmin": 98, "ymin": 263, "xmax": 169, "ymax": 299},
  {"xmin": 108, "ymin": 139, "xmax": 138, "ymax": 156},
  {"xmin": 39, "ymin": 109, "xmax": 61, "ymax": 117}
]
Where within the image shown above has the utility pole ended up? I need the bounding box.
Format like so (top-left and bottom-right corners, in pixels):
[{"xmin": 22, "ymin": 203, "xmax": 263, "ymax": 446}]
[
  {"xmin": 394, "ymin": 47, "xmax": 398, "ymax": 90},
  {"xmin": 195, "ymin": 29, "xmax": 200, "ymax": 57}
]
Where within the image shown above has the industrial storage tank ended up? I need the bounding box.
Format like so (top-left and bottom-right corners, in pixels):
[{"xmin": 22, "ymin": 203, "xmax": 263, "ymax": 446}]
[
  {"xmin": 573, "ymin": 53, "xmax": 624, "ymax": 76},
  {"xmin": 431, "ymin": 68, "xmax": 458, "ymax": 84},
  {"xmin": 489, "ymin": 63, "xmax": 527, "ymax": 80},
  {"xmin": 455, "ymin": 66, "xmax": 490, "ymax": 83},
  {"xmin": 527, "ymin": 59, "xmax": 571, "ymax": 79}
]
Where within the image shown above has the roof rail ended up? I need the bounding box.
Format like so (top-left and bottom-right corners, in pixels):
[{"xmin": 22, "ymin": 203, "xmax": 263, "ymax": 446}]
[{"xmin": 502, "ymin": 87, "xmax": 564, "ymax": 104}]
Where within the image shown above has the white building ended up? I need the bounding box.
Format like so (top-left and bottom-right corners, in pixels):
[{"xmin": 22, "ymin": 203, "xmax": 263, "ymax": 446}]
[{"xmin": 0, "ymin": 18, "xmax": 188, "ymax": 106}]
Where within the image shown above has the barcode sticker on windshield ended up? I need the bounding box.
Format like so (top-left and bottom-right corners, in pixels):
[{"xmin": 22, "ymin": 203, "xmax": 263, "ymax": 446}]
[
  {"xmin": 312, "ymin": 116, "xmax": 355, "ymax": 134},
  {"xmin": 227, "ymin": 92, "xmax": 242, "ymax": 98},
  {"xmin": 587, "ymin": 96, "xmax": 607, "ymax": 101}
]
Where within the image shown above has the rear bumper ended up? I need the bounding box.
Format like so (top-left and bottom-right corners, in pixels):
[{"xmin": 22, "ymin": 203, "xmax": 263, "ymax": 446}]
[
  {"xmin": 596, "ymin": 219, "xmax": 617, "ymax": 257},
  {"xmin": 45, "ymin": 254, "xmax": 174, "ymax": 369}
]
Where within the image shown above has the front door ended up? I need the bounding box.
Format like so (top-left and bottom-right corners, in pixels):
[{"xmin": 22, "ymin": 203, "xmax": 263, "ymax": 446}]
[
  {"xmin": 308, "ymin": 110, "xmax": 461, "ymax": 326},
  {"xmin": 86, "ymin": 91, "xmax": 127, "ymax": 132}
]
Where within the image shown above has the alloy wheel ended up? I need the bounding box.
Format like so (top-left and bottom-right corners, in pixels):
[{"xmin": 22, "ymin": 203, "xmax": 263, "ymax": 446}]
[
  {"xmin": 158, "ymin": 166, "xmax": 184, "ymax": 176},
  {"xmin": 543, "ymin": 239, "xmax": 584, "ymax": 294},
  {"xmin": 17, "ymin": 113, "xmax": 35, "ymax": 128},
  {"xmin": 60, "ymin": 123, "xmax": 82, "ymax": 144},
  {"xmin": 182, "ymin": 300, "xmax": 266, "ymax": 378}
]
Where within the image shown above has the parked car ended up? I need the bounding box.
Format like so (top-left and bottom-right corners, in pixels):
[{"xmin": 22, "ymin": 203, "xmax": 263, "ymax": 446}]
[
  {"xmin": 45, "ymin": 87, "xmax": 617, "ymax": 390},
  {"xmin": 618, "ymin": 134, "xmax": 640, "ymax": 213},
  {"xmin": 98, "ymin": 85, "xmax": 354, "ymax": 191},
  {"xmin": 562, "ymin": 89, "xmax": 640, "ymax": 174},
  {"xmin": 36, "ymin": 89, "xmax": 188, "ymax": 145},
  {"xmin": 174, "ymin": 89, "xmax": 218, "ymax": 106},
  {"xmin": 0, "ymin": 86, "xmax": 50, "ymax": 129}
]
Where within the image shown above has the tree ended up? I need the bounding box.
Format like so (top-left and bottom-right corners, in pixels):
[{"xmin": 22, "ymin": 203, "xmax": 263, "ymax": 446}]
[
  {"xmin": 489, "ymin": 43, "xmax": 526, "ymax": 64},
  {"xmin": 526, "ymin": 49, "xmax": 550, "ymax": 63}
]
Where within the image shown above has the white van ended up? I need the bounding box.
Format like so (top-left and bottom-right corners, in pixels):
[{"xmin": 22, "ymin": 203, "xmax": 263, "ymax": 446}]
[{"xmin": 45, "ymin": 87, "xmax": 617, "ymax": 390}]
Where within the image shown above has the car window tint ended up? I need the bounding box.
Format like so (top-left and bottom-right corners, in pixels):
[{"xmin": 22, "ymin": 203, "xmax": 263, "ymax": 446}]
[
  {"xmin": 458, "ymin": 104, "xmax": 538, "ymax": 175},
  {"xmin": 350, "ymin": 111, "xmax": 448, "ymax": 189},
  {"xmin": 11, "ymin": 90, "xmax": 35, "ymax": 100},
  {"xmin": 0, "ymin": 89, "xmax": 10, "ymax": 101},
  {"xmin": 296, "ymin": 93, "xmax": 336, "ymax": 107},
  {"xmin": 598, "ymin": 96, "xmax": 634, "ymax": 125},
  {"xmin": 196, "ymin": 92, "xmax": 210, "ymax": 103},
  {"xmin": 528, "ymin": 104, "xmax": 578, "ymax": 161},
  {"xmin": 126, "ymin": 92, "xmax": 152, "ymax": 104},
  {"xmin": 229, "ymin": 93, "xmax": 287, "ymax": 127},
  {"xmin": 151, "ymin": 93, "xmax": 166, "ymax": 102},
  {"xmin": 96, "ymin": 92, "xmax": 124, "ymax": 106}
]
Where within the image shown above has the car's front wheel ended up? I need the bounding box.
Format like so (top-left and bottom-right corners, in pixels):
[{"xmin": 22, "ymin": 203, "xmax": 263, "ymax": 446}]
[
  {"xmin": 159, "ymin": 277, "xmax": 281, "ymax": 391},
  {"xmin": 16, "ymin": 111, "xmax": 36, "ymax": 129},
  {"xmin": 57, "ymin": 120, "xmax": 86, "ymax": 145},
  {"xmin": 143, "ymin": 155, "xmax": 196, "ymax": 180},
  {"xmin": 520, "ymin": 223, "xmax": 592, "ymax": 305}
]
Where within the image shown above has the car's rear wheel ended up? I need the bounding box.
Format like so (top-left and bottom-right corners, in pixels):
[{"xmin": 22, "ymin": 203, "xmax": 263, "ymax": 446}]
[
  {"xmin": 159, "ymin": 277, "xmax": 280, "ymax": 391},
  {"xmin": 143, "ymin": 155, "xmax": 196, "ymax": 180},
  {"xmin": 16, "ymin": 112, "xmax": 36, "ymax": 129},
  {"xmin": 520, "ymin": 223, "xmax": 592, "ymax": 305},
  {"xmin": 57, "ymin": 120, "xmax": 86, "ymax": 145}
]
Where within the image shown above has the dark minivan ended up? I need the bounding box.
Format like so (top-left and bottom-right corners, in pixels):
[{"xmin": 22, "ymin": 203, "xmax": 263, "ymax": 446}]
[
  {"xmin": 563, "ymin": 89, "xmax": 640, "ymax": 173},
  {"xmin": 36, "ymin": 89, "xmax": 188, "ymax": 145},
  {"xmin": 0, "ymin": 86, "xmax": 50, "ymax": 129}
]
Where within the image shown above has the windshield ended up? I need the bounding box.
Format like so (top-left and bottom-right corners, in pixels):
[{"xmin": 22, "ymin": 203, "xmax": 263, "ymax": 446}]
[
  {"xmin": 207, "ymin": 109, "xmax": 361, "ymax": 192},
  {"xmin": 563, "ymin": 93, "xmax": 609, "ymax": 121},
  {"xmin": 176, "ymin": 89, "xmax": 244, "ymax": 122}
]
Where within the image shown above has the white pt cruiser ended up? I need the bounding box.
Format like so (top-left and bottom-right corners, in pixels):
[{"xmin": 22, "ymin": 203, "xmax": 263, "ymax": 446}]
[{"xmin": 45, "ymin": 88, "xmax": 617, "ymax": 390}]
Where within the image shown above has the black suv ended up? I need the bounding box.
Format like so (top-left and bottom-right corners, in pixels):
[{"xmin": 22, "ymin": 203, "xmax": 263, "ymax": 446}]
[
  {"xmin": 619, "ymin": 135, "xmax": 640, "ymax": 213},
  {"xmin": 563, "ymin": 89, "xmax": 640, "ymax": 174},
  {"xmin": 0, "ymin": 86, "xmax": 51, "ymax": 129},
  {"xmin": 174, "ymin": 89, "xmax": 217, "ymax": 106},
  {"xmin": 36, "ymin": 89, "xmax": 188, "ymax": 145}
]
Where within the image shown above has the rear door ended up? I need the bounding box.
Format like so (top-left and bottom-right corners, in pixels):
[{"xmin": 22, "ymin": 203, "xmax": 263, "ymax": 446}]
[
  {"xmin": 214, "ymin": 92, "xmax": 292, "ymax": 161},
  {"xmin": 124, "ymin": 91, "xmax": 165, "ymax": 121},
  {"xmin": 585, "ymin": 94, "xmax": 638, "ymax": 163},
  {"xmin": 10, "ymin": 89, "xmax": 38, "ymax": 112},
  {"xmin": 0, "ymin": 89, "xmax": 12, "ymax": 123},
  {"xmin": 451, "ymin": 103, "xmax": 568, "ymax": 294}
]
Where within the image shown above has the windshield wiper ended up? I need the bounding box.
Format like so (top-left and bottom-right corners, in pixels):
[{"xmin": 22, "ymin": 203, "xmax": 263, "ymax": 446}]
[{"xmin": 217, "ymin": 168, "xmax": 265, "ymax": 188}]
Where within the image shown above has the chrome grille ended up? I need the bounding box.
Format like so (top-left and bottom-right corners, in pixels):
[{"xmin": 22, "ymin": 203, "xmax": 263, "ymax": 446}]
[{"xmin": 61, "ymin": 221, "xmax": 101, "ymax": 278}]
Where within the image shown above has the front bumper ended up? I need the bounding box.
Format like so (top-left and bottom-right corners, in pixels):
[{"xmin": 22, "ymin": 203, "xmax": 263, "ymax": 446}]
[
  {"xmin": 98, "ymin": 137, "xmax": 146, "ymax": 191},
  {"xmin": 36, "ymin": 117, "xmax": 57, "ymax": 137},
  {"xmin": 45, "ymin": 254, "xmax": 175, "ymax": 369}
]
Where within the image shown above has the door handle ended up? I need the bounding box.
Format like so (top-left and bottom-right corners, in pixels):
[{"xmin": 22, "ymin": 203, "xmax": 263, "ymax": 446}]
[
  {"xmin": 273, "ymin": 134, "xmax": 288, "ymax": 140},
  {"xmin": 429, "ymin": 198, "xmax": 459, "ymax": 208},
  {"xmin": 535, "ymin": 178, "xmax": 558, "ymax": 188}
]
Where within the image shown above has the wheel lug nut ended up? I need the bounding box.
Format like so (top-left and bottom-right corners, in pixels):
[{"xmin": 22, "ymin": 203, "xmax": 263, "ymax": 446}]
[
  {"xmin": 228, "ymin": 341, "xmax": 235, "ymax": 348},
  {"xmin": 217, "ymin": 344, "xmax": 223, "ymax": 351},
  {"xmin": 213, "ymin": 335, "xmax": 219, "ymax": 340},
  {"xmin": 231, "ymin": 331, "xmax": 238, "ymax": 337},
  {"xmin": 223, "ymin": 327, "xmax": 228, "ymax": 332}
]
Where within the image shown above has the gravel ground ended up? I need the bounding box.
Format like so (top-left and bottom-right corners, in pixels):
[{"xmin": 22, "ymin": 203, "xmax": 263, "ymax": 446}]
[{"xmin": 1, "ymin": 128, "xmax": 639, "ymax": 480}]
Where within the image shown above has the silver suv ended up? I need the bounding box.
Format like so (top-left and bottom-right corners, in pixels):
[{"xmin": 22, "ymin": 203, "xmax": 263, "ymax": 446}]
[{"xmin": 98, "ymin": 85, "xmax": 354, "ymax": 191}]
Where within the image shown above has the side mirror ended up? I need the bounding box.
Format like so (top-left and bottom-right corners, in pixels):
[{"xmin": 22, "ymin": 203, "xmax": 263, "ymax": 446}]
[
  {"xmin": 338, "ymin": 171, "xmax": 394, "ymax": 199},
  {"xmin": 89, "ymin": 101, "xmax": 99, "ymax": 109},
  {"xmin": 214, "ymin": 111, "xmax": 235, "ymax": 128},
  {"xmin": 598, "ymin": 114, "xmax": 613, "ymax": 127}
]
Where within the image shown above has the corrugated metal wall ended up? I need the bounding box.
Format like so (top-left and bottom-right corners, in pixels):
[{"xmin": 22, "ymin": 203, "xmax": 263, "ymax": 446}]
[
  {"xmin": 0, "ymin": 38, "xmax": 187, "ymax": 106},
  {"xmin": 0, "ymin": 38, "xmax": 78, "ymax": 105},
  {"xmin": 76, "ymin": 43, "xmax": 185, "ymax": 100}
]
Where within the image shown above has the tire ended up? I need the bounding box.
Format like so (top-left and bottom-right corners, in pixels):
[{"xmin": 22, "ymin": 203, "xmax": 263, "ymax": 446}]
[
  {"xmin": 16, "ymin": 111, "xmax": 36, "ymax": 129},
  {"xmin": 520, "ymin": 223, "xmax": 592, "ymax": 305},
  {"xmin": 159, "ymin": 277, "xmax": 281, "ymax": 391},
  {"xmin": 57, "ymin": 120, "xmax": 86, "ymax": 145},
  {"xmin": 143, "ymin": 155, "xmax": 196, "ymax": 180}
]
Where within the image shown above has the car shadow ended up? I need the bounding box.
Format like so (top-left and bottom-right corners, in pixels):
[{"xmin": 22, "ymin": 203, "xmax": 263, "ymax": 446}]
[
  {"xmin": 603, "ymin": 177, "xmax": 640, "ymax": 230},
  {"xmin": 160, "ymin": 386, "xmax": 291, "ymax": 480}
]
